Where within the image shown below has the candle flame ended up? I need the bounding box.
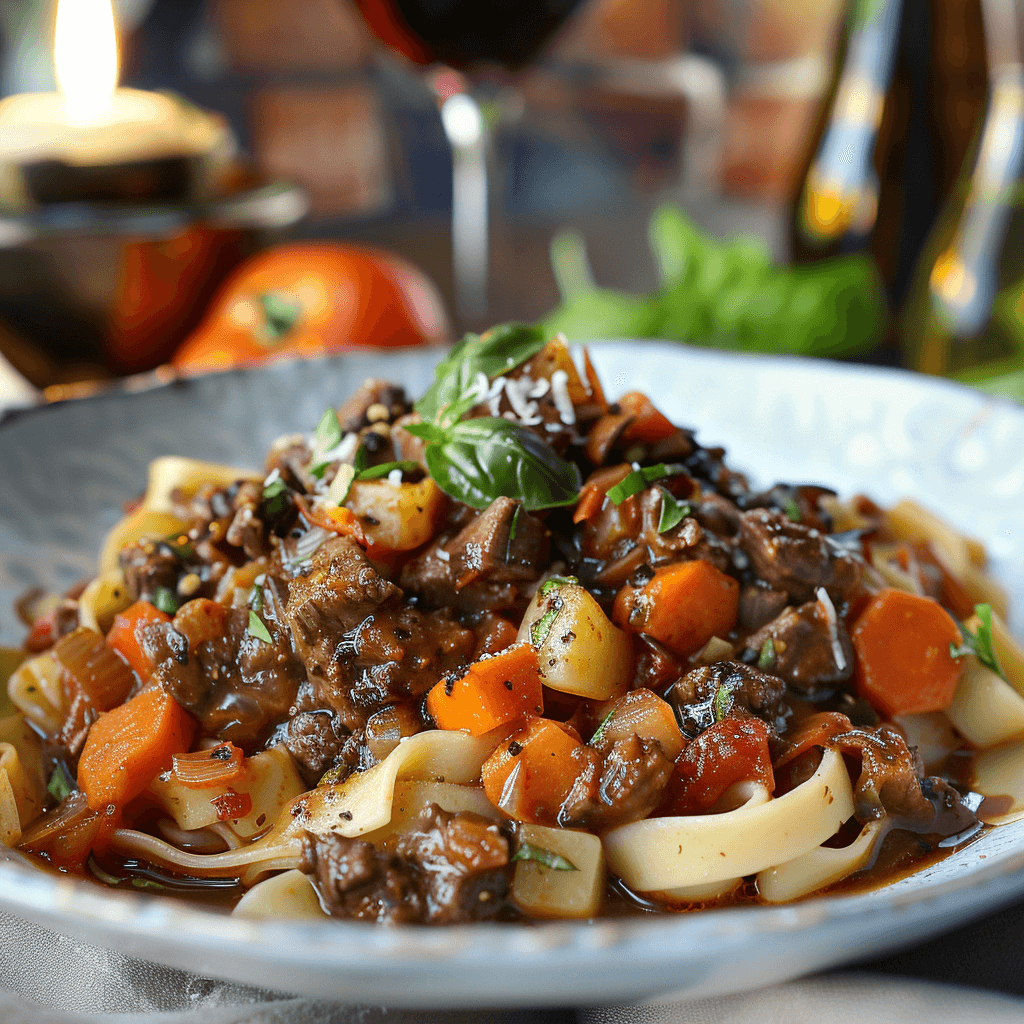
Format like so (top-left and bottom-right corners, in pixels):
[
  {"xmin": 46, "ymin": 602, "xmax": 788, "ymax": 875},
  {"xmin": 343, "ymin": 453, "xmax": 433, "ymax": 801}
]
[{"xmin": 54, "ymin": 0, "xmax": 119, "ymax": 123}]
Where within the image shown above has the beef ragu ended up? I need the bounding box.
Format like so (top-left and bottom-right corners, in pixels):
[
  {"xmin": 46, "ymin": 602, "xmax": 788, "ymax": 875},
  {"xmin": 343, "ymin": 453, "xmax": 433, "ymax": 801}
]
[{"xmin": 3, "ymin": 324, "xmax": 1022, "ymax": 924}]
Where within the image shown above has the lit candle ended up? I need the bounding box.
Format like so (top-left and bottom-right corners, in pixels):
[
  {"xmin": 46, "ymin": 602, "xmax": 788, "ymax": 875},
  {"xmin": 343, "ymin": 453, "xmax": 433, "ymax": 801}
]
[{"xmin": 0, "ymin": 0, "xmax": 233, "ymax": 208}]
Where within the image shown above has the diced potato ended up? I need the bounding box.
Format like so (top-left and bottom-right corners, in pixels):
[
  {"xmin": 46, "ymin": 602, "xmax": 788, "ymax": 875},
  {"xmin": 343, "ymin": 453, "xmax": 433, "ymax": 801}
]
[
  {"xmin": 946, "ymin": 658, "xmax": 1024, "ymax": 749},
  {"xmin": 346, "ymin": 478, "xmax": 445, "ymax": 551},
  {"xmin": 512, "ymin": 822, "xmax": 604, "ymax": 919},
  {"xmin": 518, "ymin": 580, "xmax": 631, "ymax": 700}
]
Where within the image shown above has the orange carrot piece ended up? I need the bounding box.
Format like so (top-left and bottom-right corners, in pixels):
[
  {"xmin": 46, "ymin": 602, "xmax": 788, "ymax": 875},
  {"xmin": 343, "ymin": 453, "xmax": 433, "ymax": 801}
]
[
  {"xmin": 667, "ymin": 717, "xmax": 774, "ymax": 816},
  {"xmin": 772, "ymin": 711, "xmax": 853, "ymax": 770},
  {"xmin": 851, "ymin": 588, "xmax": 965, "ymax": 716},
  {"xmin": 428, "ymin": 643, "xmax": 544, "ymax": 736},
  {"xmin": 481, "ymin": 717, "xmax": 589, "ymax": 825},
  {"xmin": 613, "ymin": 559, "xmax": 739, "ymax": 658},
  {"xmin": 618, "ymin": 392, "xmax": 678, "ymax": 444},
  {"xmin": 573, "ymin": 464, "xmax": 631, "ymax": 524},
  {"xmin": 78, "ymin": 687, "xmax": 196, "ymax": 814},
  {"xmin": 582, "ymin": 347, "xmax": 608, "ymax": 411},
  {"xmin": 106, "ymin": 600, "xmax": 171, "ymax": 681}
]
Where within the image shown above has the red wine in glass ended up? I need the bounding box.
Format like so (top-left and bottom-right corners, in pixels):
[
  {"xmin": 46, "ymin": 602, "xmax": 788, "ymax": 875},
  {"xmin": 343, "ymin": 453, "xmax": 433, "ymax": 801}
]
[{"xmin": 352, "ymin": 0, "xmax": 586, "ymax": 70}]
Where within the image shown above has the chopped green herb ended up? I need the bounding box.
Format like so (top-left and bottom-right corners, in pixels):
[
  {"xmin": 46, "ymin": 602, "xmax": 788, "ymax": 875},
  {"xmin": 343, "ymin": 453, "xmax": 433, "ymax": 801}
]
[
  {"xmin": 712, "ymin": 681, "xmax": 738, "ymax": 722},
  {"xmin": 162, "ymin": 534, "xmax": 196, "ymax": 560},
  {"xmin": 530, "ymin": 602, "xmax": 562, "ymax": 647},
  {"xmin": 46, "ymin": 764, "xmax": 73, "ymax": 803},
  {"xmin": 757, "ymin": 638, "xmax": 776, "ymax": 670},
  {"xmin": 540, "ymin": 574, "xmax": 578, "ymax": 597},
  {"xmin": 87, "ymin": 857, "xmax": 123, "ymax": 888},
  {"xmin": 325, "ymin": 464, "xmax": 356, "ymax": 506},
  {"xmin": 589, "ymin": 706, "xmax": 617, "ymax": 746},
  {"xmin": 509, "ymin": 504, "xmax": 522, "ymax": 542},
  {"xmin": 353, "ymin": 443, "xmax": 369, "ymax": 476},
  {"xmin": 950, "ymin": 604, "xmax": 1005, "ymax": 680},
  {"xmin": 657, "ymin": 486, "xmax": 690, "ymax": 533},
  {"xmin": 607, "ymin": 463, "xmax": 685, "ymax": 506},
  {"xmin": 310, "ymin": 408, "xmax": 343, "ymax": 477},
  {"xmin": 782, "ymin": 497, "xmax": 801, "ymax": 522},
  {"xmin": 131, "ymin": 878, "xmax": 167, "ymax": 890},
  {"xmin": 247, "ymin": 575, "xmax": 266, "ymax": 613},
  {"xmin": 151, "ymin": 587, "xmax": 179, "ymax": 615},
  {"xmin": 356, "ymin": 460, "xmax": 421, "ymax": 481},
  {"xmin": 247, "ymin": 610, "xmax": 273, "ymax": 644},
  {"xmin": 256, "ymin": 290, "xmax": 303, "ymax": 343},
  {"xmin": 263, "ymin": 477, "xmax": 287, "ymax": 500},
  {"xmin": 512, "ymin": 842, "xmax": 578, "ymax": 872}
]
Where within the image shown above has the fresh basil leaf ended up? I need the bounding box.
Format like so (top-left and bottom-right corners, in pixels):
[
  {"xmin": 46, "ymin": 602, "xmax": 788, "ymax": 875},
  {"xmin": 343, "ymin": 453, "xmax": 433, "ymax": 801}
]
[
  {"xmin": 782, "ymin": 497, "xmax": 801, "ymax": 522},
  {"xmin": 423, "ymin": 418, "xmax": 581, "ymax": 511},
  {"xmin": 657, "ymin": 486, "xmax": 690, "ymax": 533},
  {"xmin": 402, "ymin": 421, "xmax": 448, "ymax": 444},
  {"xmin": 512, "ymin": 841, "xmax": 577, "ymax": 872},
  {"xmin": 47, "ymin": 764, "xmax": 73, "ymax": 803},
  {"xmin": 757, "ymin": 638, "xmax": 776, "ymax": 670},
  {"xmin": 151, "ymin": 587, "xmax": 178, "ymax": 615},
  {"xmin": 540, "ymin": 574, "xmax": 578, "ymax": 597},
  {"xmin": 263, "ymin": 477, "xmax": 287, "ymax": 499},
  {"xmin": 247, "ymin": 575, "xmax": 266, "ymax": 613},
  {"xmin": 415, "ymin": 323, "xmax": 548, "ymax": 422},
  {"xmin": 247, "ymin": 610, "xmax": 273, "ymax": 644},
  {"xmin": 356, "ymin": 460, "xmax": 421, "ymax": 481},
  {"xmin": 607, "ymin": 463, "xmax": 686, "ymax": 506},
  {"xmin": 951, "ymin": 604, "xmax": 1005, "ymax": 680}
]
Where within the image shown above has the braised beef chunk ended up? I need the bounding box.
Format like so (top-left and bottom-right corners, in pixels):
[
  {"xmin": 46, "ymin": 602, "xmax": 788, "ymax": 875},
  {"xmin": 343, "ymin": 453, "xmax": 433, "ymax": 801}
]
[
  {"xmin": 302, "ymin": 806, "xmax": 511, "ymax": 924},
  {"xmin": 738, "ymin": 581, "xmax": 789, "ymax": 631},
  {"xmin": 284, "ymin": 537, "xmax": 400, "ymax": 709},
  {"xmin": 146, "ymin": 596, "xmax": 305, "ymax": 751},
  {"xmin": 120, "ymin": 541, "xmax": 183, "ymax": 604},
  {"xmin": 558, "ymin": 735, "xmax": 674, "ymax": 830},
  {"xmin": 400, "ymin": 498, "xmax": 548, "ymax": 615},
  {"xmin": 670, "ymin": 661, "xmax": 785, "ymax": 737},
  {"xmin": 835, "ymin": 725, "xmax": 977, "ymax": 836},
  {"xmin": 745, "ymin": 599, "xmax": 855, "ymax": 693},
  {"xmin": 739, "ymin": 507, "xmax": 861, "ymax": 604},
  {"xmin": 223, "ymin": 480, "xmax": 269, "ymax": 560},
  {"xmin": 272, "ymin": 681, "xmax": 355, "ymax": 784}
]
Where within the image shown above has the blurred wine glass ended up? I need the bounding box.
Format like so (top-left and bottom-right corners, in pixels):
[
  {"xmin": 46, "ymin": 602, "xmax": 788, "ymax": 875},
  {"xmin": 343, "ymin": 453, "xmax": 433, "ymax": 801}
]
[{"xmin": 347, "ymin": 0, "xmax": 588, "ymax": 325}]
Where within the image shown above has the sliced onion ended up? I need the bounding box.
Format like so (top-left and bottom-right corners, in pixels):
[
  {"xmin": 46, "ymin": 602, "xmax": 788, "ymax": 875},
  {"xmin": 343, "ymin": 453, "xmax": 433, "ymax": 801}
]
[
  {"xmin": 171, "ymin": 743, "xmax": 246, "ymax": 789},
  {"xmin": 52, "ymin": 627, "xmax": 134, "ymax": 712}
]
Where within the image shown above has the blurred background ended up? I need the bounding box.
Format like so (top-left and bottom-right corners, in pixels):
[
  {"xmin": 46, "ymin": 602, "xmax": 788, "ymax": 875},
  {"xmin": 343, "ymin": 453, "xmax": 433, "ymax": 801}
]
[{"xmin": 0, "ymin": 0, "xmax": 1020, "ymax": 403}]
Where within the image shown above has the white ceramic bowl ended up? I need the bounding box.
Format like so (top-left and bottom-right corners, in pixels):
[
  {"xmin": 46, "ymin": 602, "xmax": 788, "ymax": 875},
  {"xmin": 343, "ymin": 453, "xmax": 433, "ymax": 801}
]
[{"xmin": 0, "ymin": 342, "xmax": 1022, "ymax": 1007}]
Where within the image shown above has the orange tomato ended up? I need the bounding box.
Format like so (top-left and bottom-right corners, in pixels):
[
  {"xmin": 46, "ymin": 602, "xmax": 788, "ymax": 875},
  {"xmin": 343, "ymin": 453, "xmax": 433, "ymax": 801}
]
[{"xmin": 172, "ymin": 242, "xmax": 450, "ymax": 373}]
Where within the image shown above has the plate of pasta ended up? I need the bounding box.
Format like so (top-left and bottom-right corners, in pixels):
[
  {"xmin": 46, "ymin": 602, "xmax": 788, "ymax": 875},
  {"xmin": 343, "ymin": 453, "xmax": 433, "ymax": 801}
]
[{"xmin": 1, "ymin": 334, "xmax": 1024, "ymax": 1007}]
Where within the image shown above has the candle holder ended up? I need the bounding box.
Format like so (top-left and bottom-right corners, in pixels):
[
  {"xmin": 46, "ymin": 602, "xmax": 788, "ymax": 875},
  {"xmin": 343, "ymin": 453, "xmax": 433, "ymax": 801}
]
[{"xmin": 0, "ymin": 173, "xmax": 308, "ymax": 384}]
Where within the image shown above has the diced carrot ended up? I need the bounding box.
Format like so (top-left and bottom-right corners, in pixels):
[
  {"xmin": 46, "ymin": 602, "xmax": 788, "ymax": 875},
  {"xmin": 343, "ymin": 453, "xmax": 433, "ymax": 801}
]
[
  {"xmin": 574, "ymin": 465, "xmax": 630, "ymax": 524},
  {"xmin": 428, "ymin": 643, "xmax": 544, "ymax": 736},
  {"xmin": 613, "ymin": 559, "xmax": 739, "ymax": 658},
  {"xmin": 618, "ymin": 392, "xmax": 678, "ymax": 444},
  {"xmin": 305, "ymin": 504, "xmax": 368, "ymax": 546},
  {"xmin": 665, "ymin": 717, "xmax": 774, "ymax": 816},
  {"xmin": 772, "ymin": 712, "xmax": 852, "ymax": 770},
  {"xmin": 78, "ymin": 687, "xmax": 196, "ymax": 815},
  {"xmin": 851, "ymin": 588, "xmax": 965, "ymax": 716},
  {"xmin": 106, "ymin": 600, "xmax": 171, "ymax": 681},
  {"xmin": 481, "ymin": 717, "xmax": 590, "ymax": 825}
]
